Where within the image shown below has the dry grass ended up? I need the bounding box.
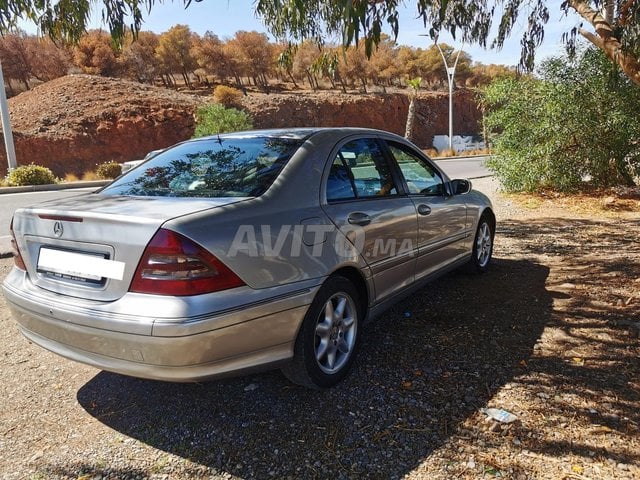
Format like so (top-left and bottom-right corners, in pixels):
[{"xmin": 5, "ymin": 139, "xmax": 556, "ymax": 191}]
[
  {"xmin": 424, "ymin": 148, "xmax": 439, "ymax": 158},
  {"xmin": 81, "ymin": 170, "xmax": 99, "ymax": 181},
  {"xmin": 505, "ymin": 189, "xmax": 640, "ymax": 217},
  {"xmin": 464, "ymin": 148, "xmax": 492, "ymax": 156},
  {"xmin": 440, "ymin": 148, "xmax": 457, "ymax": 157},
  {"xmin": 424, "ymin": 148, "xmax": 492, "ymax": 158},
  {"xmin": 63, "ymin": 173, "xmax": 80, "ymax": 183}
]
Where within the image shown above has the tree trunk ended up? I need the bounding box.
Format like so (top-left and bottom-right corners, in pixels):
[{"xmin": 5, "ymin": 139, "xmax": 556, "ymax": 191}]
[
  {"xmin": 182, "ymin": 70, "xmax": 191, "ymax": 88},
  {"xmin": 569, "ymin": 0, "xmax": 640, "ymax": 86},
  {"xmin": 481, "ymin": 103, "xmax": 490, "ymax": 151},
  {"xmin": 405, "ymin": 94, "xmax": 416, "ymax": 140},
  {"xmin": 287, "ymin": 71, "xmax": 298, "ymax": 87},
  {"xmin": 360, "ymin": 77, "xmax": 367, "ymax": 94},
  {"xmin": 603, "ymin": 0, "xmax": 615, "ymax": 24},
  {"xmin": 306, "ymin": 72, "xmax": 317, "ymax": 91},
  {"xmin": 615, "ymin": 158, "xmax": 637, "ymax": 186}
]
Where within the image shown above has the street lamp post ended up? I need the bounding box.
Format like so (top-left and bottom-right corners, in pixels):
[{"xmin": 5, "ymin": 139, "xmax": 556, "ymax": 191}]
[
  {"xmin": 0, "ymin": 60, "xmax": 17, "ymax": 172},
  {"xmin": 435, "ymin": 41, "xmax": 463, "ymax": 152}
]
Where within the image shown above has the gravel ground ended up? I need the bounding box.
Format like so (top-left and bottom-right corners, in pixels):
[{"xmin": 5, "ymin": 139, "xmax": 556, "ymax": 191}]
[{"xmin": 1, "ymin": 177, "xmax": 639, "ymax": 479}]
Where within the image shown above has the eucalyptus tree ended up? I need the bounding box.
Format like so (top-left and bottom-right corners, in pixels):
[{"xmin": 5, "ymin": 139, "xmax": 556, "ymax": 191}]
[{"xmin": 2, "ymin": 0, "xmax": 639, "ymax": 84}]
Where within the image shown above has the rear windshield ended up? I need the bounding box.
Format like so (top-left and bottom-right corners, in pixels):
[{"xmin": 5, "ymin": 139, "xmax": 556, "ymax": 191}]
[{"xmin": 101, "ymin": 136, "xmax": 303, "ymax": 198}]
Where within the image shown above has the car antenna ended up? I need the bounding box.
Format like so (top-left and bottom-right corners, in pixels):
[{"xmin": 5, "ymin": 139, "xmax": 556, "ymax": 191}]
[{"xmin": 216, "ymin": 133, "xmax": 223, "ymax": 144}]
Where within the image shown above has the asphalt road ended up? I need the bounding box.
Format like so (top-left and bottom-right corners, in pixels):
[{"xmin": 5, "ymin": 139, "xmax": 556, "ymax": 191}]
[
  {"xmin": 435, "ymin": 155, "xmax": 490, "ymax": 180},
  {"xmin": 0, "ymin": 156, "xmax": 490, "ymax": 250}
]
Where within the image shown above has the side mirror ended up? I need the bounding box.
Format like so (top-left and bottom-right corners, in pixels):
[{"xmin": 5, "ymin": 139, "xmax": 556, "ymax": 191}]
[{"xmin": 451, "ymin": 179, "xmax": 472, "ymax": 195}]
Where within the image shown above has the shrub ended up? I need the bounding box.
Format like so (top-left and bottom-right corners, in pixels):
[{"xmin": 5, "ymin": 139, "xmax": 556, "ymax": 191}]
[
  {"xmin": 64, "ymin": 173, "xmax": 80, "ymax": 182},
  {"xmin": 483, "ymin": 48, "xmax": 640, "ymax": 192},
  {"xmin": 193, "ymin": 104, "xmax": 253, "ymax": 138},
  {"xmin": 96, "ymin": 161, "xmax": 122, "ymax": 179},
  {"xmin": 213, "ymin": 85, "xmax": 243, "ymax": 107},
  {"xmin": 6, "ymin": 164, "xmax": 56, "ymax": 186}
]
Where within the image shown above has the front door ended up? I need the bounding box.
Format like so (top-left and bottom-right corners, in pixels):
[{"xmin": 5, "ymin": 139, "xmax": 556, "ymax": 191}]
[{"xmin": 383, "ymin": 140, "xmax": 469, "ymax": 281}]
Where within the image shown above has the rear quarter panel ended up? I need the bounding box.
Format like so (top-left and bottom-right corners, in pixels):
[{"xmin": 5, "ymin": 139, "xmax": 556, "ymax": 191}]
[{"xmin": 163, "ymin": 131, "xmax": 369, "ymax": 290}]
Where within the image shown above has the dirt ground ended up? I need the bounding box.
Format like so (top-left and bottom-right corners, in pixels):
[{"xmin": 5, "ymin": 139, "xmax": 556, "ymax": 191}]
[
  {"xmin": 403, "ymin": 179, "xmax": 640, "ymax": 479},
  {"xmin": 0, "ymin": 178, "xmax": 639, "ymax": 479}
]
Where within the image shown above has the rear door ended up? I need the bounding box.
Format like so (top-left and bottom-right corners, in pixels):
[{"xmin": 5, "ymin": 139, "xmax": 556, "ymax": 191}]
[
  {"xmin": 382, "ymin": 140, "xmax": 469, "ymax": 280},
  {"xmin": 320, "ymin": 137, "xmax": 418, "ymax": 302}
]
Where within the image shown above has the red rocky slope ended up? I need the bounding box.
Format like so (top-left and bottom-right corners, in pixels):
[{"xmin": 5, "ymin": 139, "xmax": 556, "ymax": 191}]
[{"xmin": 1, "ymin": 75, "xmax": 481, "ymax": 177}]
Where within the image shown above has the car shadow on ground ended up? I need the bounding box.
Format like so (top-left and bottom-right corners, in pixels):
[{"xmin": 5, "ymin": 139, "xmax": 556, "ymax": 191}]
[{"xmin": 71, "ymin": 257, "xmax": 551, "ymax": 478}]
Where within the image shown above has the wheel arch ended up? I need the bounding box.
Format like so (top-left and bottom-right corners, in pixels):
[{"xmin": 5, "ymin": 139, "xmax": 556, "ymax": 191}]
[
  {"xmin": 480, "ymin": 207, "xmax": 496, "ymax": 233},
  {"xmin": 328, "ymin": 266, "xmax": 370, "ymax": 319}
]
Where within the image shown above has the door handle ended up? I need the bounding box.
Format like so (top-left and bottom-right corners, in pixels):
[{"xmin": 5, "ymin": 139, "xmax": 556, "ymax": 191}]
[
  {"xmin": 348, "ymin": 212, "xmax": 372, "ymax": 226},
  {"xmin": 417, "ymin": 204, "xmax": 432, "ymax": 216}
]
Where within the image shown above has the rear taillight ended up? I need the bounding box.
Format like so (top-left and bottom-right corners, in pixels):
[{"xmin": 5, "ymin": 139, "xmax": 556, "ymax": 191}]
[
  {"xmin": 130, "ymin": 228, "xmax": 244, "ymax": 296},
  {"xmin": 9, "ymin": 218, "xmax": 26, "ymax": 271}
]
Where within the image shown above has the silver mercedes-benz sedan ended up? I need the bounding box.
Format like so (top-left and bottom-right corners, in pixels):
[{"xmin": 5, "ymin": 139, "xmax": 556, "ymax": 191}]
[{"xmin": 3, "ymin": 128, "xmax": 495, "ymax": 389}]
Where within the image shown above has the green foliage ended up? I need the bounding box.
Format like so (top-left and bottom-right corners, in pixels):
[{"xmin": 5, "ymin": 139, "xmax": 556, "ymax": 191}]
[
  {"xmin": 407, "ymin": 77, "xmax": 422, "ymax": 90},
  {"xmin": 6, "ymin": 164, "xmax": 57, "ymax": 186},
  {"xmin": 4, "ymin": 0, "xmax": 640, "ymax": 86},
  {"xmin": 96, "ymin": 161, "xmax": 122, "ymax": 179},
  {"xmin": 193, "ymin": 104, "xmax": 254, "ymax": 138},
  {"xmin": 483, "ymin": 48, "xmax": 640, "ymax": 192}
]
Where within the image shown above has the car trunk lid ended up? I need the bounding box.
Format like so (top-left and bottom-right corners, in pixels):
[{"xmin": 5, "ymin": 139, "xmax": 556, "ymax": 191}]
[{"xmin": 12, "ymin": 193, "xmax": 247, "ymax": 302}]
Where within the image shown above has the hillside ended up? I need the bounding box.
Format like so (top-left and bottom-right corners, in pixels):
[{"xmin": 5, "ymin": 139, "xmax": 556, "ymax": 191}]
[
  {"xmin": 1, "ymin": 75, "xmax": 481, "ymax": 177},
  {"xmin": 1, "ymin": 75, "xmax": 203, "ymax": 177},
  {"xmin": 241, "ymin": 89, "xmax": 480, "ymax": 149}
]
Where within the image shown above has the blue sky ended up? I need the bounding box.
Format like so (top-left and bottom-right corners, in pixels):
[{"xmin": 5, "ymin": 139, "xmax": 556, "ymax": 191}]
[{"xmin": 20, "ymin": 0, "xmax": 584, "ymax": 67}]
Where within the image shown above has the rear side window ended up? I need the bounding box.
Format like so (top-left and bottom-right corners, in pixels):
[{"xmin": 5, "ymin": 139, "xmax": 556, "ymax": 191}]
[{"xmin": 102, "ymin": 136, "xmax": 302, "ymax": 198}]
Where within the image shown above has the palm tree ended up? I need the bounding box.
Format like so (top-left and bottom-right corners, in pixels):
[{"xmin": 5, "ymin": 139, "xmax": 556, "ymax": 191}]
[{"xmin": 404, "ymin": 77, "xmax": 422, "ymax": 140}]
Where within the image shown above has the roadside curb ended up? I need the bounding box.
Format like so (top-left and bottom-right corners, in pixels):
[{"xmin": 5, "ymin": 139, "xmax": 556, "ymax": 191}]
[
  {"xmin": 432, "ymin": 154, "xmax": 490, "ymax": 162},
  {"xmin": 0, "ymin": 180, "xmax": 110, "ymax": 195},
  {"xmin": 468, "ymin": 174, "xmax": 494, "ymax": 180}
]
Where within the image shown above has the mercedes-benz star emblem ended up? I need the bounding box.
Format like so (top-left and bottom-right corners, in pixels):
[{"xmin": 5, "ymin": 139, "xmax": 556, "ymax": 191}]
[{"xmin": 53, "ymin": 221, "xmax": 64, "ymax": 238}]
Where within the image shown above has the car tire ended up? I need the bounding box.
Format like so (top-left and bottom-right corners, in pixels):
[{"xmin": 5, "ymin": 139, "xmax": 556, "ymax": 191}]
[
  {"xmin": 466, "ymin": 213, "xmax": 494, "ymax": 274},
  {"xmin": 281, "ymin": 275, "xmax": 362, "ymax": 389}
]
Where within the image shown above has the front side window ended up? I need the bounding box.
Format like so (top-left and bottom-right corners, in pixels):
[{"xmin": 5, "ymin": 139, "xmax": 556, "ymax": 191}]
[
  {"xmin": 326, "ymin": 138, "xmax": 398, "ymax": 202},
  {"xmin": 387, "ymin": 141, "xmax": 445, "ymax": 196},
  {"xmin": 101, "ymin": 136, "xmax": 303, "ymax": 198}
]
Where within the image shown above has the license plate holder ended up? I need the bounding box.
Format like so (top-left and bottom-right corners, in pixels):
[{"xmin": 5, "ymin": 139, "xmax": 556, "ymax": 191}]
[{"xmin": 37, "ymin": 247, "xmax": 125, "ymax": 284}]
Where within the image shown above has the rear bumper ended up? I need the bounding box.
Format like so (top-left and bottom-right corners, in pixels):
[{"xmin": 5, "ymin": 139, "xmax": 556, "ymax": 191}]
[{"xmin": 3, "ymin": 272, "xmax": 317, "ymax": 382}]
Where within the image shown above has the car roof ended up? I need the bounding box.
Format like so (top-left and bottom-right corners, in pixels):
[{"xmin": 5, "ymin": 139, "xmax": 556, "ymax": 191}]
[{"xmin": 195, "ymin": 127, "xmax": 397, "ymax": 142}]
